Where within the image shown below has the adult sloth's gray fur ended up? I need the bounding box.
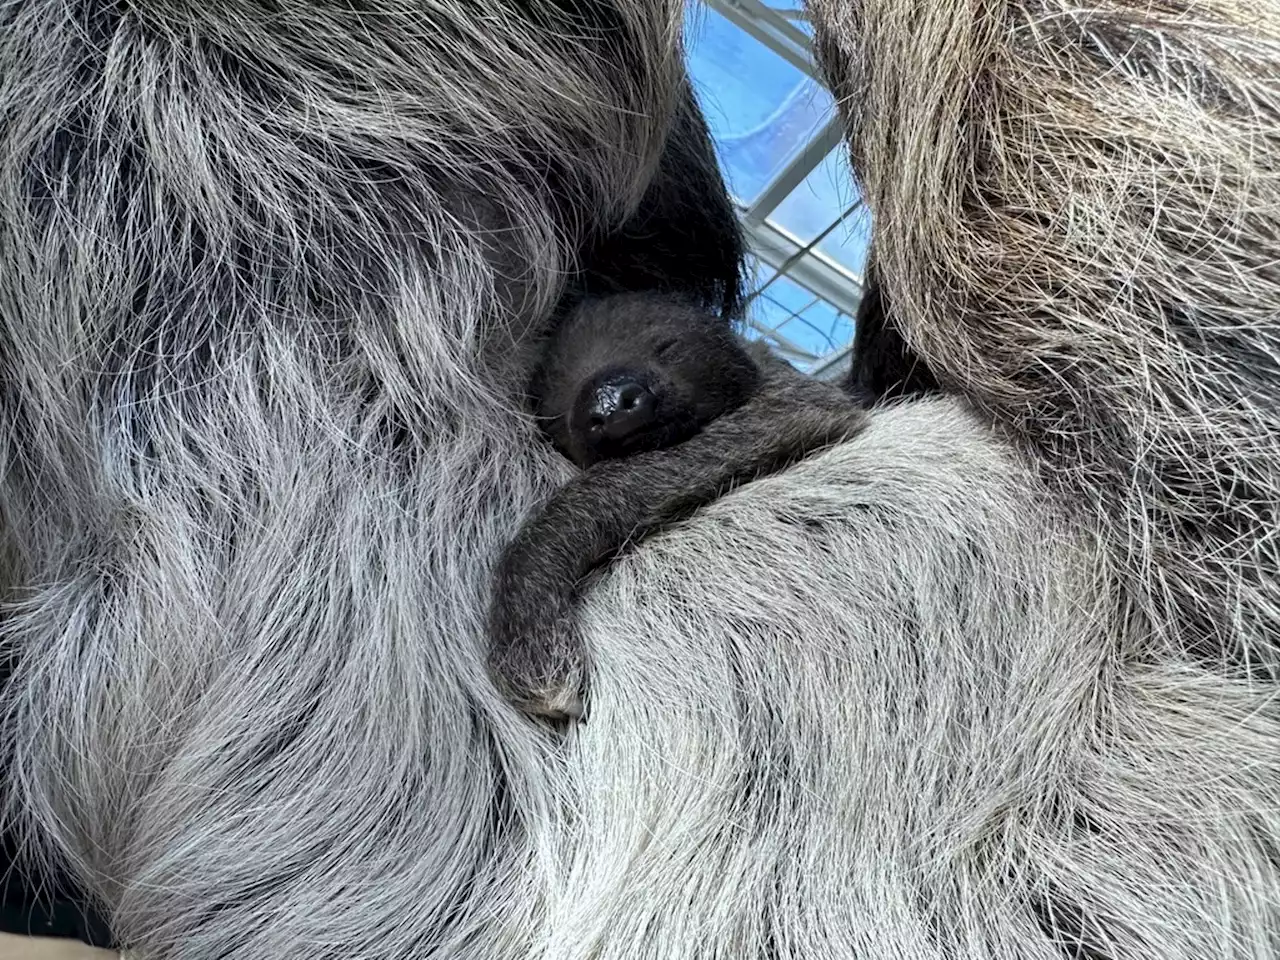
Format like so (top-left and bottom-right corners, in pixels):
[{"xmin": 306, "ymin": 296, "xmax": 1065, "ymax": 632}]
[
  {"xmin": 809, "ymin": 0, "xmax": 1280, "ymax": 953},
  {"xmin": 0, "ymin": 3, "xmax": 1276, "ymax": 960},
  {"xmin": 813, "ymin": 0, "xmax": 1280, "ymax": 678}
]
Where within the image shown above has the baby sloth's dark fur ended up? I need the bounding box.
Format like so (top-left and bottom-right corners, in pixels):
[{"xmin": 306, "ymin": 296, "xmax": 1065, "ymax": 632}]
[{"xmin": 487, "ymin": 293, "xmax": 867, "ymax": 719}]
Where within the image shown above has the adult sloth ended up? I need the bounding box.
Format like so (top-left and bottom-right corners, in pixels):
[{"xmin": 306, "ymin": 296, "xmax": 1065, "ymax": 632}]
[{"xmin": 0, "ymin": 1, "xmax": 1277, "ymax": 958}]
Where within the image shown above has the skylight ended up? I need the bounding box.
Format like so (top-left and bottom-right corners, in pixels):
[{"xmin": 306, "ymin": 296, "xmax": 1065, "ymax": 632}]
[{"xmin": 685, "ymin": 0, "xmax": 868, "ymax": 379}]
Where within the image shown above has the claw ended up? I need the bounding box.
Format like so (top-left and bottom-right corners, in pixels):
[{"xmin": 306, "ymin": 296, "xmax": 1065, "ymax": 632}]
[
  {"xmin": 515, "ymin": 682, "xmax": 585, "ymax": 721},
  {"xmin": 487, "ymin": 629, "xmax": 587, "ymax": 722}
]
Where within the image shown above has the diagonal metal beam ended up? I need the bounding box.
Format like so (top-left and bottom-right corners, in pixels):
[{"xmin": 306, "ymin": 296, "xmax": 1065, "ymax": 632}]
[
  {"xmin": 729, "ymin": 0, "xmax": 816, "ymax": 57},
  {"xmin": 743, "ymin": 117, "xmax": 845, "ymax": 224},
  {"xmin": 808, "ymin": 341, "xmax": 855, "ymax": 381},
  {"xmin": 742, "ymin": 218, "xmax": 864, "ymax": 318},
  {"xmin": 701, "ymin": 0, "xmax": 817, "ymax": 79},
  {"xmin": 766, "ymin": 6, "xmax": 811, "ymax": 23},
  {"xmin": 746, "ymin": 318, "xmax": 819, "ymax": 363}
]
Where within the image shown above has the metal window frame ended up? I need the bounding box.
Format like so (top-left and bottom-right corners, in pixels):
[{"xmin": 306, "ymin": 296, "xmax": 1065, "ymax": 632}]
[
  {"xmin": 701, "ymin": 0, "xmax": 818, "ymax": 79},
  {"xmin": 696, "ymin": 0, "xmax": 862, "ymax": 380},
  {"xmin": 743, "ymin": 117, "xmax": 846, "ymax": 225}
]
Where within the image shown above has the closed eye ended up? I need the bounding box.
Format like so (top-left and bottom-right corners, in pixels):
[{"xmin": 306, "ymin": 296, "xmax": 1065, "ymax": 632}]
[{"xmin": 654, "ymin": 337, "xmax": 678, "ymax": 358}]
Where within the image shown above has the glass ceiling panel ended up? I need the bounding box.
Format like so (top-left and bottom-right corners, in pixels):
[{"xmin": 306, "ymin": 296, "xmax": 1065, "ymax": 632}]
[
  {"xmin": 684, "ymin": 6, "xmax": 834, "ymax": 206},
  {"xmin": 765, "ymin": 147, "xmax": 871, "ymax": 279},
  {"xmin": 781, "ymin": 298, "xmax": 854, "ymax": 358},
  {"xmin": 814, "ymin": 205, "xmax": 870, "ymax": 279},
  {"xmin": 744, "ymin": 253, "xmax": 776, "ymax": 288},
  {"xmin": 750, "ymin": 274, "xmax": 854, "ymax": 362},
  {"xmin": 685, "ymin": 0, "xmax": 863, "ymax": 375},
  {"xmin": 750, "ymin": 283, "xmax": 817, "ymax": 357},
  {"xmin": 755, "ymin": 271, "xmax": 817, "ymax": 317},
  {"xmin": 768, "ymin": 147, "xmax": 848, "ymax": 239}
]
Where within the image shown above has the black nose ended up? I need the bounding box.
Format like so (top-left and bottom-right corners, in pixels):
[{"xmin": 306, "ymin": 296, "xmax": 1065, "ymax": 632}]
[{"xmin": 586, "ymin": 376, "xmax": 659, "ymax": 441}]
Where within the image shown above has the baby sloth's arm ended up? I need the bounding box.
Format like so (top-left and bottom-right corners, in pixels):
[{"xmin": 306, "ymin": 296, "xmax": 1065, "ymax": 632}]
[{"xmin": 487, "ymin": 364, "xmax": 868, "ymax": 720}]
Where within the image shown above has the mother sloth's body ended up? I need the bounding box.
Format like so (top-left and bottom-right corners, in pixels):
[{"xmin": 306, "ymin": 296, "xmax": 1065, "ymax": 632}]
[{"xmin": 0, "ymin": 1, "xmax": 1276, "ymax": 958}]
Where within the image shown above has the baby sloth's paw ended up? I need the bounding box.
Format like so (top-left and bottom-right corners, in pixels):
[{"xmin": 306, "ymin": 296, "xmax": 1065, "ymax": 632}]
[{"xmin": 487, "ymin": 604, "xmax": 587, "ymax": 722}]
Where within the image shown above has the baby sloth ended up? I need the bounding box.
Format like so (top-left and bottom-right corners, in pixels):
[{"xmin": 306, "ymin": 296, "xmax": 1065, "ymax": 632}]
[{"xmin": 487, "ymin": 292, "xmax": 867, "ymax": 720}]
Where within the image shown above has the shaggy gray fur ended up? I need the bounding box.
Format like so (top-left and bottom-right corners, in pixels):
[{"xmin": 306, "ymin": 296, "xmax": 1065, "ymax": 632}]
[
  {"xmin": 489, "ymin": 297, "xmax": 865, "ymax": 719},
  {"xmin": 1, "ymin": 1, "xmax": 1278, "ymax": 959}
]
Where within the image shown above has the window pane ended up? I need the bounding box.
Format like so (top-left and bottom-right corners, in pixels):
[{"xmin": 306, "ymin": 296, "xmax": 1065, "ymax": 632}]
[
  {"xmin": 773, "ymin": 298, "xmax": 852, "ymax": 357},
  {"xmin": 767, "ymin": 147, "xmax": 871, "ymax": 276},
  {"xmin": 752, "ymin": 293, "xmax": 805, "ymax": 341},
  {"xmin": 753, "ymin": 273, "xmax": 819, "ymax": 329},
  {"xmin": 767, "ymin": 147, "xmax": 855, "ymax": 241},
  {"xmin": 824, "ymin": 312, "xmax": 856, "ymax": 354},
  {"xmin": 816, "ymin": 203, "xmax": 872, "ymax": 278},
  {"xmin": 684, "ymin": 5, "xmax": 834, "ymax": 206},
  {"xmin": 744, "ymin": 253, "xmax": 776, "ymax": 290},
  {"xmin": 751, "ymin": 285, "xmax": 819, "ymax": 364}
]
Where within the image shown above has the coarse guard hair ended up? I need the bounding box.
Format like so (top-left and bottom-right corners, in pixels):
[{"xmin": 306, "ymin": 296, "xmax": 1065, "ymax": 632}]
[{"xmin": 0, "ymin": 0, "xmax": 1276, "ymax": 958}]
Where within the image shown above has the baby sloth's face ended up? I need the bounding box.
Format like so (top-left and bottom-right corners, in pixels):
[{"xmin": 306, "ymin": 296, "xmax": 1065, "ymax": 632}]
[{"xmin": 530, "ymin": 295, "xmax": 761, "ymax": 468}]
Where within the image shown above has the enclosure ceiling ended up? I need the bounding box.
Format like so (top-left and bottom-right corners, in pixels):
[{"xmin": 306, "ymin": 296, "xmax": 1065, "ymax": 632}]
[{"xmin": 687, "ymin": 0, "xmax": 868, "ymax": 380}]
